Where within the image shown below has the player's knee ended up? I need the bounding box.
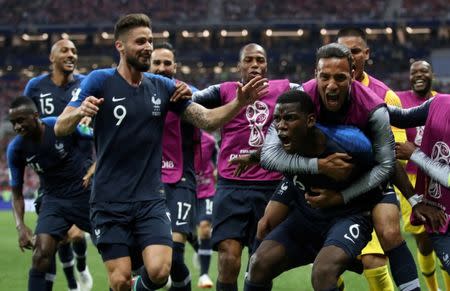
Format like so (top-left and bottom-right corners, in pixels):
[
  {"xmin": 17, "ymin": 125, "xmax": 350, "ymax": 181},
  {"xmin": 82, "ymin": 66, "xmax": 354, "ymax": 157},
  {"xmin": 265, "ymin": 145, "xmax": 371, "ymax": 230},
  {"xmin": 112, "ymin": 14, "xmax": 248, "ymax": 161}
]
[
  {"xmin": 147, "ymin": 263, "xmax": 171, "ymax": 284},
  {"xmin": 377, "ymin": 226, "xmax": 403, "ymax": 251},
  {"xmin": 109, "ymin": 269, "xmax": 132, "ymax": 290},
  {"xmin": 32, "ymin": 247, "xmax": 53, "ymax": 272},
  {"xmin": 248, "ymin": 251, "xmax": 271, "ymax": 282},
  {"xmin": 311, "ymin": 262, "xmax": 340, "ymax": 290},
  {"xmin": 198, "ymin": 221, "xmax": 211, "ymax": 238}
]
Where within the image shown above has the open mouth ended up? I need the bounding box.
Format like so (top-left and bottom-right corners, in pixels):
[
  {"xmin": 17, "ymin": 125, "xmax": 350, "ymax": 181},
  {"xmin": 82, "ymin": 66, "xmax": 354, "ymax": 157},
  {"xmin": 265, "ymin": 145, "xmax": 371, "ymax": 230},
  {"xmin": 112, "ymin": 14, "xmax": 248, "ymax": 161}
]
[
  {"xmin": 278, "ymin": 134, "xmax": 291, "ymax": 149},
  {"xmin": 326, "ymin": 93, "xmax": 340, "ymax": 108},
  {"xmin": 63, "ymin": 59, "xmax": 75, "ymax": 69},
  {"xmin": 413, "ymin": 79, "xmax": 427, "ymax": 89},
  {"xmin": 248, "ymin": 71, "xmax": 261, "ymax": 78}
]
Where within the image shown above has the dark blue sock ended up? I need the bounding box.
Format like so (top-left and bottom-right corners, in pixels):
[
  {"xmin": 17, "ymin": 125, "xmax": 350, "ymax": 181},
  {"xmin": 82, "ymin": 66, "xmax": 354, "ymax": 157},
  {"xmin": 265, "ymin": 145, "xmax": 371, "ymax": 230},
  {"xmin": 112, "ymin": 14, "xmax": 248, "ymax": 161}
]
[
  {"xmin": 133, "ymin": 265, "xmax": 168, "ymax": 291},
  {"xmin": 188, "ymin": 234, "xmax": 199, "ymax": 253},
  {"xmin": 169, "ymin": 242, "xmax": 191, "ymax": 291},
  {"xmin": 216, "ymin": 281, "xmax": 238, "ymax": 291},
  {"xmin": 244, "ymin": 278, "xmax": 272, "ymax": 291},
  {"xmin": 58, "ymin": 242, "xmax": 77, "ymax": 289},
  {"xmin": 29, "ymin": 268, "xmax": 47, "ymax": 291},
  {"xmin": 199, "ymin": 238, "xmax": 212, "ymax": 275},
  {"xmin": 72, "ymin": 238, "xmax": 87, "ymax": 272},
  {"xmin": 45, "ymin": 255, "xmax": 56, "ymax": 291},
  {"xmin": 385, "ymin": 241, "xmax": 420, "ymax": 291}
]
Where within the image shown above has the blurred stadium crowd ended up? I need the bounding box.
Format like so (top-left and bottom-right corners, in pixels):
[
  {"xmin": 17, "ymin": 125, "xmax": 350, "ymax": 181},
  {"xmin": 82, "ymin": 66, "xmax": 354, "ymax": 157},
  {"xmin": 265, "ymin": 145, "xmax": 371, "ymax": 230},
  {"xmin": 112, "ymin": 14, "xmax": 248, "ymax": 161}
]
[{"xmin": 0, "ymin": 0, "xmax": 449, "ymax": 196}]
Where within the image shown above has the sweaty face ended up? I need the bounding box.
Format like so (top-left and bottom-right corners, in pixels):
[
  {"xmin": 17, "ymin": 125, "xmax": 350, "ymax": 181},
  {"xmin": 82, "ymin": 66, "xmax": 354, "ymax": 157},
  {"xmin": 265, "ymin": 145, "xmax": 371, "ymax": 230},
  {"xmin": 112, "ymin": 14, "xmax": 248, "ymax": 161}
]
[
  {"xmin": 337, "ymin": 36, "xmax": 368, "ymax": 81},
  {"xmin": 273, "ymin": 103, "xmax": 311, "ymax": 154},
  {"xmin": 51, "ymin": 40, "xmax": 78, "ymax": 74},
  {"xmin": 150, "ymin": 48, "xmax": 176, "ymax": 78},
  {"xmin": 410, "ymin": 61, "xmax": 432, "ymax": 96},
  {"xmin": 239, "ymin": 47, "xmax": 267, "ymax": 83},
  {"xmin": 9, "ymin": 106, "xmax": 39, "ymax": 138},
  {"xmin": 122, "ymin": 26, "xmax": 153, "ymax": 72},
  {"xmin": 316, "ymin": 57, "xmax": 352, "ymax": 113}
]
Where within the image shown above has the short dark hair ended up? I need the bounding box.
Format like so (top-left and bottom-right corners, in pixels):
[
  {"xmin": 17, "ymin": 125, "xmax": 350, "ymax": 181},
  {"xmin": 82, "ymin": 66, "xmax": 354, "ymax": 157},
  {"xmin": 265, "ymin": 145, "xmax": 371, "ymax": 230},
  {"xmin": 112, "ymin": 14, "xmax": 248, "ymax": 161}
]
[
  {"xmin": 276, "ymin": 90, "xmax": 315, "ymax": 115},
  {"xmin": 153, "ymin": 42, "xmax": 175, "ymax": 57},
  {"xmin": 10, "ymin": 96, "xmax": 37, "ymax": 112},
  {"xmin": 316, "ymin": 43, "xmax": 354, "ymax": 72},
  {"xmin": 114, "ymin": 13, "xmax": 151, "ymax": 40},
  {"xmin": 337, "ymin": 27, "xmax": 367, "ymax": 43},
  {"xmin": 239, "ymin": 43, "xmax": 266, "ymax": 61}
]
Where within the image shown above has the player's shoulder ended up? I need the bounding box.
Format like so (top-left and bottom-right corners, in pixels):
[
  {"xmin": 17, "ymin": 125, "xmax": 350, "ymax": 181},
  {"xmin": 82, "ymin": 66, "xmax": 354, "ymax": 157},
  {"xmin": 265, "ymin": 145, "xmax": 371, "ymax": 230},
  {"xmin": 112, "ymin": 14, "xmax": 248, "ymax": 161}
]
[
  {"xmin": 25, "ymin": 73, "xmax": 50, "ymax": 88},
  {"xmin": 41, "ymin": 116, "xmax": 57, "ymax": 127},
  {"xmin": 85, "ymin": 68, "xmax": 116, "ymax": 81},
  {"xmin": 74, "ymin": 73, "xmax": 87, "ymax": 82},
  {"xmin": 367, "ymin": 74, "xmax": 390, "ymax": 90},
  {"xmin": 144, "ymin": 72, "xmax": 174, "ymax": 84},
  {"xmin": 7, "ymin": 135, "xmax": 23, "ymax": 155}
]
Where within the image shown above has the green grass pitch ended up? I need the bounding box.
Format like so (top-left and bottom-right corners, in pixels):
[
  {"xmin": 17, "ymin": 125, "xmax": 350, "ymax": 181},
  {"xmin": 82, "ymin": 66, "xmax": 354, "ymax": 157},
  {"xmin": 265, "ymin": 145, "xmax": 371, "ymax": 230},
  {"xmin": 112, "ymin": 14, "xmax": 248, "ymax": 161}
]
[{"xmin": 0, "ymin": 211, "xmax": 445, "ymax": 290}]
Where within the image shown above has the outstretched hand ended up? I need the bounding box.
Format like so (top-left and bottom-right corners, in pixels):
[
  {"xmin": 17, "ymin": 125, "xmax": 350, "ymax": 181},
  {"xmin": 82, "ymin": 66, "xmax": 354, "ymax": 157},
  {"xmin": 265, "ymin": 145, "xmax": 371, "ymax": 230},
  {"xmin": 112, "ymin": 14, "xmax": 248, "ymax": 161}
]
[{"xmin": 236, "ymin": 76, "xmax": 269, "ymax": 106}]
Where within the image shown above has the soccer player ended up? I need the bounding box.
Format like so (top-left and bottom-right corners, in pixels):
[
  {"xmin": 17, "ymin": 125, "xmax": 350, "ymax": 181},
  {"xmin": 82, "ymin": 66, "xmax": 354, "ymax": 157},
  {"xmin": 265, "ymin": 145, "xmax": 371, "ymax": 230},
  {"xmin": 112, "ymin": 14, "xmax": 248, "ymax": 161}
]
[
  {"xmin": 54, "ymin": 14, "xmax": 268, "ymax": 291},
  {"xmin": 7, "ymin": 96, "xmax": 93, "ymax": 291},
  {"xmin": 151, "ymin": 41, "xmax": 200, "ymax": 291},
  {"xmin": 245, "ymin": 89, "xmax": 382, "ymax": 291},
  {"xmin": 260, "ymin": 43, "xmax": 420, "ymax": 291},
  {"xmin": 192, "ymin": 43, "xmax": 301, "ymax": 291},
  {"xmin": 336, "ymin": 27, "xmax": 409, "ymax": 290},
  {"xmin": 23, "ymin": 39, "xmax": 93, "ymax": 291},
  {"xmin": 389, "ymin": 95, "xmax": 450, "ymax": 290},
  {"xmin": 396, "ymin": 60, "xmax": 444, "ymax": 291},
  {"xmin": 195, "ymin": 131, "xmax": 218, "ymax": 288}
]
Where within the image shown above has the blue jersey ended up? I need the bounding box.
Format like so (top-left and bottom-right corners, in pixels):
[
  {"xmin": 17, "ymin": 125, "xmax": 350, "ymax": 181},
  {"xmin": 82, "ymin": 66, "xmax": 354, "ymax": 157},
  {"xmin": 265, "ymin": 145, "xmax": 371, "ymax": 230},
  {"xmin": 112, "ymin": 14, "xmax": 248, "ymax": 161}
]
[
  {"xmin": 7, "ymin": 117, "xmax": 92, "ymax": 199},
  {"xmin": 68, "ymin": 69, "xmax": 191, "ymax": 203},
  {"xmin": 272, "ymin": 124, "xmax": 381, "ymax": 219},
  {"xmin": 24, "ymin": 73, "xmax": 85, "ymax": 117}
]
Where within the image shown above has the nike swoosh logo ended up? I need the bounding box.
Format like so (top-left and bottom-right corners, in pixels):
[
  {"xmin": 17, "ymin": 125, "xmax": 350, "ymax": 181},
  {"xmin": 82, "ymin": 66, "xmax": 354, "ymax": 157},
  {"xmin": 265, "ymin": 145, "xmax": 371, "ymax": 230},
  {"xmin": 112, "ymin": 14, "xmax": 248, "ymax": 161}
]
[
  {"xmin": 175, "ymin": 221, "xmax": 188, "ymax": 226},
  {"xmin": 40, "ymin": 93, "xmax": 51, "ymax": 98},
  {"xmin": 26, "ymin": 155, "xmax": 36, "ymax": 162},
  {"xmin": 112, "ymin": 96, "xmax": 126, "ymax": 102}
]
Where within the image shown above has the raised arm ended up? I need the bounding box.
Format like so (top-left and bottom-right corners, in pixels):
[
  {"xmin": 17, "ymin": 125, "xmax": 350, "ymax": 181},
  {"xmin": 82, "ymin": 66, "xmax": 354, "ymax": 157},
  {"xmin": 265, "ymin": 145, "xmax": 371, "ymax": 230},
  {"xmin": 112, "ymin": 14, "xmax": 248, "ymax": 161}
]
[
  {"xmin": 182, "ymin": 76, "xmax": 269, "ymax": 131},
  {"xmin": 388, "ymin": 98, "xmax": 432, "ymax": 128}
]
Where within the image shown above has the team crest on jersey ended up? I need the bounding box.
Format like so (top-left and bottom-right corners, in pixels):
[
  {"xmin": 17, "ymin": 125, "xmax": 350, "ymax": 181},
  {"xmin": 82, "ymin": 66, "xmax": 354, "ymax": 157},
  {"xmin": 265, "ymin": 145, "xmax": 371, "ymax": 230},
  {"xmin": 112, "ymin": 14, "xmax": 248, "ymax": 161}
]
[
  {"xmin": 70, "ymin": 88, "xmax": 81, "ymax": 102},
  {"xmin": 245, "ymin": 101, "xmax": 269, "ymax": 147},
  {"xmin": 428, "ymin": 141, "xmax": 450, "ymax": 199},
  {"xmin": 151, "ymin": 94, "xmax": 161, "ymax": 116},
  {"xmin": 54, "ymin": 142, "xmax": 68, "ymax": 159}
]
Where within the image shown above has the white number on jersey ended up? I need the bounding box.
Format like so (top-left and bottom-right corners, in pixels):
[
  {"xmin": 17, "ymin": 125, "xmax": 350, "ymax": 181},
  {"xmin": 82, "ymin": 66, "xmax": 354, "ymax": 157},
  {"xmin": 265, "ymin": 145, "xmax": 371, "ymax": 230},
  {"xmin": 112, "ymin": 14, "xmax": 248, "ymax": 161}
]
[
  {"xmin": 113, "ymin": 105, "xmax": 127, "ymax": 126},
  {"xmin": 39, "ymin": 98, "xmax": 55, "ymax": 115},
  {"xmin": 344, "ymin": 223, "xmax": 360, "ymax": 244}
]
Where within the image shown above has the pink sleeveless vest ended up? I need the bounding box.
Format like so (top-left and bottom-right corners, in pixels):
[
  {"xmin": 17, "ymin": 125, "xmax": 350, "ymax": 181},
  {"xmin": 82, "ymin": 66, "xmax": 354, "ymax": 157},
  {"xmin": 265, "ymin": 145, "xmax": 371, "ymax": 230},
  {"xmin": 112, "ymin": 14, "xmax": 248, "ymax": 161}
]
[
  {"xmin": 415, "ymin": 94, "xmax": 450, "ymax": 233},
  {"xmin": 302, "ymin": 79, "xmax": 385, "ymax": 130},
  {"xmin": 397, "ymin": 90, "xmax": 432, "ymax": 174},
  {"xmin": 196, "ymin": 132, "xmax": 217, "ymax": 199},
  {"xmin": 161, "ymin": 112, "xmax": 201, "ymax": 183},
  {"xmin": 217, "ymin": 80, "xmax": 289, "ymax": 181}
]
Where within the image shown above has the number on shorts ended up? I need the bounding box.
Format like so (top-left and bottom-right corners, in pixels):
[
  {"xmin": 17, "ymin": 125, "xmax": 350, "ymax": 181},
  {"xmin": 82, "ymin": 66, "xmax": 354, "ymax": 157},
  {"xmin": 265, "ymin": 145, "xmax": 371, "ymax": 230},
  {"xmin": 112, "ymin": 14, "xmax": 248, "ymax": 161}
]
[
  {"xmin": 344, "ymin": 223, "xmax": 360, "ymax": 244},
  {"xmin": 205, "ymin": 199, "xmax": 213, "ymax": 215},
  {"xmin": 177, "ymin": 202, "xmax": 192, "ymax": 220}
]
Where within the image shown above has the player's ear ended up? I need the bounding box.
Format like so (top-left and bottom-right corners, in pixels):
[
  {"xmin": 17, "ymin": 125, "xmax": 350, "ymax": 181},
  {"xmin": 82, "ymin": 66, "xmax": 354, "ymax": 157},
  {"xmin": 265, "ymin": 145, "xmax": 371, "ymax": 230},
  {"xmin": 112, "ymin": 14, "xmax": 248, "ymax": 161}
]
[
  {"xmin": 364, "ymin": 47, "xmax": 370, "ymax": 61},
  {"xmin": 173, "ymin": 62, "xmax": 177, "ymax": 74},
  {"xmin": 306, "ymin": 113, "xmax": 316, "ymax": 128},
  {"xmin": 115, "ymin": 40, "xmax": 124, "ymax": 54}
]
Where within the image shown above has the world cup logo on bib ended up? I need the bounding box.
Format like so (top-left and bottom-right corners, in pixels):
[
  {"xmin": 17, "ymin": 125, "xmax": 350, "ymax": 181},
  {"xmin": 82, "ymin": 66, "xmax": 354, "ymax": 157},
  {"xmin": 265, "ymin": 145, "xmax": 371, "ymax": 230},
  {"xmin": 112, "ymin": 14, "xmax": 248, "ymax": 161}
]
[
  {"xmin": 414, "ymin": 126, "xmax": 424, "ymax": 146},
  {"xmin": 246, "ymin": 101, "xmax": 269, "ymax": 147},
  {"xmin": 428, "ymin": 141, "xmax": 450, "ymax": 199}
]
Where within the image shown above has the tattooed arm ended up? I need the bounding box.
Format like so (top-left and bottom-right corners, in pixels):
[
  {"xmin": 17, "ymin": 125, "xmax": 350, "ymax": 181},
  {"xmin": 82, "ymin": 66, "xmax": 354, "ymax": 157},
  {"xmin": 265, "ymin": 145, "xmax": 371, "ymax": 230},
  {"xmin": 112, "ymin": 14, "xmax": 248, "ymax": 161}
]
[{"xmin": 181, "ymin": 76, "xmax": 269, "ymax": 130}]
